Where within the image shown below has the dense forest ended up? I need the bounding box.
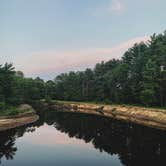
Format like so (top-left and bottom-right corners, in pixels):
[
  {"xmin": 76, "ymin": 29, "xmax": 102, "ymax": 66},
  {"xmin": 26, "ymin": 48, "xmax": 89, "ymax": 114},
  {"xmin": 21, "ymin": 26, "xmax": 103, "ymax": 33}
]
[{"xmin": 0, "ymin": 31, "xmax": 166, "ymax": 110}]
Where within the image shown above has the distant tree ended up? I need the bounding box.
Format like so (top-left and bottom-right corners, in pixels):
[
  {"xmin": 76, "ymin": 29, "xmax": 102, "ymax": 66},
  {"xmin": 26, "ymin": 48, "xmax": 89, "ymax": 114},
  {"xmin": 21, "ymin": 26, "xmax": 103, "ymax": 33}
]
[{"xmin": 15, "ymin": 71, "xmax": 24, "ymax": 78}]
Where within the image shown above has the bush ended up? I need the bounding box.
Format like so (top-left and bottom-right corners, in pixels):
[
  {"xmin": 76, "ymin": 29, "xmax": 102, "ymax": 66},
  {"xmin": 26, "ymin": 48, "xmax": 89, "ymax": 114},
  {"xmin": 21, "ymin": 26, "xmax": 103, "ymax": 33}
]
[
  {"xmin": 45, "ymin": 96, "xmax": 55, "ymax": 105},
  {"xmin": 45, "ymin": 96, "xmax": 52, "ymax": 103},
  {"xmin": 104, "ymin": 99, "xmax": 112, "ymax": 104},
  {"xmin": 7, "ymin": 107, "xmax": 19, "ymax": 116},
  {"xmin": 0, "ymin": 102, "xmax": 6, "ymax": 110},
  {"xmin": 7, "ymin": 97, "xmax": 23, "ymax": 106}
]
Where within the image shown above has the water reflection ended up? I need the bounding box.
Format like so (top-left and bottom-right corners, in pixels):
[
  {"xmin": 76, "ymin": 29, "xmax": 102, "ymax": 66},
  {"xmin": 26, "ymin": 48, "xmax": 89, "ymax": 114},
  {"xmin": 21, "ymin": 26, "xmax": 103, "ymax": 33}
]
[
  {"xmin": 0, "ymin": 110, "xmax": 166, "ymax": 166},
  {"xmin": 0, "ymin": 124, "xmax": 37, "ymax": 164},
  {"xmin": 40, "ymin": 111, "xmax": 166, "ymax": 166},
  {"xmin": 0, "ymin": 130, "xmax": 17, "ymax": 163}
]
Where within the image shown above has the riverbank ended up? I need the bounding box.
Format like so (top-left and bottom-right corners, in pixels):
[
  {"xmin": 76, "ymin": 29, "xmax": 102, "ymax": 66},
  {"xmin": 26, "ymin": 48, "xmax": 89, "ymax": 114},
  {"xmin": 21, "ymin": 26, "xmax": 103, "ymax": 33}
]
[
  {"xmin": 0, "ymin": 104, "xmax": 39, "ymax": 131},
  {"xmin": 43, "ymin": 101, "xmax": 166, "ymax": 130}
]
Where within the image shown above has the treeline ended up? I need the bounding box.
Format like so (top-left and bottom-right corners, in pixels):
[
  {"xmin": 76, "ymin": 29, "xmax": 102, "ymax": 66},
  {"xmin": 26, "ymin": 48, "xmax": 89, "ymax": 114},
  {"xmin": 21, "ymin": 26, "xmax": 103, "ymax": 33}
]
[
  {"xmin": 52, "ymin": 31, "xmax": 166, "ymax": 107},
  {"xmin": 0, "ymin": 64, "xmax": 46, "ymax": 109},
  {"xmin": 0, "ymin": 30, "xmax": 166, "ymax": 109}
]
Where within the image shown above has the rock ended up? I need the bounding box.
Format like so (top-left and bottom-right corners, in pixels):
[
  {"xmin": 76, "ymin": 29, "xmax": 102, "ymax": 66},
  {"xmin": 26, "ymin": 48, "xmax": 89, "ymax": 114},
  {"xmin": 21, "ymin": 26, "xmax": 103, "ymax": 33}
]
[{"xmin": 95, "ymin": 106, "xmax": 104, "ymax": 114}]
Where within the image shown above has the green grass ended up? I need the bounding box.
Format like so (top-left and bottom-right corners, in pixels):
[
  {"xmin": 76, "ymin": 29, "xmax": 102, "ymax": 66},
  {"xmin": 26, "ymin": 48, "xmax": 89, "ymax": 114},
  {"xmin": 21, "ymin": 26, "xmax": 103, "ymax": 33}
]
[
  {"xmin": 52, "ymin": 100, "xmax": 166, "ymax": 111},
  {"xmin": 0, "ymin": 106, "xmax": 29, "ymax": 116},
  {"xmin": 55, "ymin": 100, "xmax": 103, "ymax": 105}
]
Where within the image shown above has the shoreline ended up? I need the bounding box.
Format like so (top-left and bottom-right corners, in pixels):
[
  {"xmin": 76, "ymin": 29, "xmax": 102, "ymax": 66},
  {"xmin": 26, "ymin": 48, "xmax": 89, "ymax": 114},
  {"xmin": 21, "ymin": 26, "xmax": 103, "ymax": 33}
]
[
  {"xmin": 0, "ymin": 105, "xmax": 39, "ymax": 131},
  {"xmin": 45, "ymin": 101, "xmax": 166, "ymax": 130},
  {"xmin": 0, "ymin": 113, "xmax": 39, "ymax": 131}
]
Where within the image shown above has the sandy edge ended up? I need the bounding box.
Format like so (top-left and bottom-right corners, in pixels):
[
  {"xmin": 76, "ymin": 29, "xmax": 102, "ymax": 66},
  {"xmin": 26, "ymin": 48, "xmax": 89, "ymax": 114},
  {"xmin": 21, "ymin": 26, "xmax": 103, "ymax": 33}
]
[
  {"xmin": 0, "ymin": 105, "xmax": 39, "ymax": 131},
  {"xmin": 48, "ymin": 102, "xmax": 166, "ymax": 131}
]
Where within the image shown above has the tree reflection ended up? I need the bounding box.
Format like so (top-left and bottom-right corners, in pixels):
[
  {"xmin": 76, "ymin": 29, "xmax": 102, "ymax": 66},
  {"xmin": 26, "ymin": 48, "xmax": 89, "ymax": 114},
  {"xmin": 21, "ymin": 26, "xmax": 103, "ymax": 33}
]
[
  {"xmin": 0, "ymin": 130, "xmax": 17, "ymax": 164},
  {"xmin": 0, "ymin": 123, "xmax": 37, "ymax": 164},
  {"xmin": 42, "ymin": 111, "xmax": 166, "ymax": 166},
  {"xmin": 0, "ymin": 110, "xmax": 166, "ymax": 166}
]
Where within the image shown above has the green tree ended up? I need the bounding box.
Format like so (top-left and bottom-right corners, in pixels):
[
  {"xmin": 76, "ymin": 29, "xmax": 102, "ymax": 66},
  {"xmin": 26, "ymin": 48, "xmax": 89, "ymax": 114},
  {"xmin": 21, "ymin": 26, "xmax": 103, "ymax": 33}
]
[
  {"xmin": 0, "ymin": 63, "xmax": 15, "ymax": 104},
  {"xmin": 140, "ymin": 59, "xmax": 158, "ymax": 106}
]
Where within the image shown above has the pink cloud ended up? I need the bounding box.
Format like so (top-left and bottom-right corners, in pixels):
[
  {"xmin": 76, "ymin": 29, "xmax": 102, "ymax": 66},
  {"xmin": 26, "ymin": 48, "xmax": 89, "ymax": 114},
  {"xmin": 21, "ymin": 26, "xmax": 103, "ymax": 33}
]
[
  {"xmin": 21, "ymin": 124, "xmax": 92, "ymax": 148},
  {"xmin": 14, "ymin": 36, "xmax": 149, "ymax": 77}
]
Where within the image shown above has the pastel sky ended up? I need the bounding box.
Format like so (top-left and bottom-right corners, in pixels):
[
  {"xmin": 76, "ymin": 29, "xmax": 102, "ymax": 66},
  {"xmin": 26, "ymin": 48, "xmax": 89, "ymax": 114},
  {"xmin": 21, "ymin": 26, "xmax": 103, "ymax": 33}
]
[{"xmin": 1, "ymin": 0, "xmax": 166, "ymax": 79}]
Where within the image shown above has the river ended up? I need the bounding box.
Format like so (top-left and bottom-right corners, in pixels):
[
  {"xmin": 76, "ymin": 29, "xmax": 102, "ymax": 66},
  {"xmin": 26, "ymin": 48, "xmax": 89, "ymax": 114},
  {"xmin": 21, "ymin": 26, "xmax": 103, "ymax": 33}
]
[{"xmin": 0, "ymin": 110, "xmax": 166, "ymax": 166}]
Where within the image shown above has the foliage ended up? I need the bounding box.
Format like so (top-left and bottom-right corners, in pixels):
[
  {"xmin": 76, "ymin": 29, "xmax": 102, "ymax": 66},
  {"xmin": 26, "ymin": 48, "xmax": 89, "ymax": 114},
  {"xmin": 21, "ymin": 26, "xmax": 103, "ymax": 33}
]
[
  {"xmin": 0, "ymin": 102, "xmax": 6, "ymax": 110},
  {"xmin": 52, "ymin": 31, "xmax": 166, "ymax": 107},
  {"xmin": 0, "ymin": 107, "xmax": 20, "ymax": 116},
  {"xmin": 0, "ymin": 30, "xmax": 166, "ymax": 113}
]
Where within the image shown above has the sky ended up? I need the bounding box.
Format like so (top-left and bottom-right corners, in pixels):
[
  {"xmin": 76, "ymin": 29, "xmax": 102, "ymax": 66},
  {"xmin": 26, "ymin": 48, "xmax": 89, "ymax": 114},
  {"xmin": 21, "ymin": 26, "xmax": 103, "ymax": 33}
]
[{"xmin": 0, "ymin": 0, "xmax": 166, "ymax": 80}]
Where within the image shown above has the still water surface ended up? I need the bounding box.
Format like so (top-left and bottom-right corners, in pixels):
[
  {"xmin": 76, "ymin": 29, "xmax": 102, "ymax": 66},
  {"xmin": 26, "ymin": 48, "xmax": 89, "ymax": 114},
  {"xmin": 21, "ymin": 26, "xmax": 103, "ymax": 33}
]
[{"xmin": 0, "ymin": 111, "xmax": 166, "ymax": 166}]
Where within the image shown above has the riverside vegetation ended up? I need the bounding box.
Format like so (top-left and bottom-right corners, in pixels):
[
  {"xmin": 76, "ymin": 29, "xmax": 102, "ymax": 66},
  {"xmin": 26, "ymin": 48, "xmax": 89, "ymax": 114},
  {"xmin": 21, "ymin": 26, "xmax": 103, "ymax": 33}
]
[{"xmin": 0, "ymin": 30, "xmax": 166, "ymax": 117}]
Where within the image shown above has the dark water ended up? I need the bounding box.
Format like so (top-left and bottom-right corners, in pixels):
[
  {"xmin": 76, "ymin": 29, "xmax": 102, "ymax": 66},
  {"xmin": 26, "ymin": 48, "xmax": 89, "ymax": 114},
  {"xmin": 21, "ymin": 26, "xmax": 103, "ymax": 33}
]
[{"xmin": 0, "ymin": 111, "xmax": 166, "ymax": 166}]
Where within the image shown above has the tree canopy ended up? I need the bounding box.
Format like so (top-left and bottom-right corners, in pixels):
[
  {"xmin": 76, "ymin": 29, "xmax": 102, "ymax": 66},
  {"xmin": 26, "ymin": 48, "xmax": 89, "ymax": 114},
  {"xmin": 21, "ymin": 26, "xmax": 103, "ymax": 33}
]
[{"xmin": 0, "ymin": 30, "xmax": 166, "ymax": 109}]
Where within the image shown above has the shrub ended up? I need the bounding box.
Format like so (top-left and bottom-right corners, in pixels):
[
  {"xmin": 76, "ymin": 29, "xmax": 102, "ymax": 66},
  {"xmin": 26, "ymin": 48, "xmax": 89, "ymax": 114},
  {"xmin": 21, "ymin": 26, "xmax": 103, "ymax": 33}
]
[
  {"xmin": 7, "ymin": 107, "xmax": 19, "ymax": 116},
  {"xmin": 104, "ymin": 99, "xmax": 112, "ymax": 104},
  {"xmin": 0, "ymin": 102, "xmax": 6, "ymax": 110},
  {"xmin": 45, "ymin": 96, "xmax": 52, "ymax": 103}
]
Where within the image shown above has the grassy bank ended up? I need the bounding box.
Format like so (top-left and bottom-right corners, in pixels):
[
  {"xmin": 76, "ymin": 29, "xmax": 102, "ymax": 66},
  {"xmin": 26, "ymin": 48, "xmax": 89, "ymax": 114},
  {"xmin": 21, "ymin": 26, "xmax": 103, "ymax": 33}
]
[
  {"xmin": 0, "ymin": 104, "xmax": 39, "ymax": 131},
  {"xmin": 0, "ymin": 104, "xmax": 36, "ymax": 117},
  {"xmin": 0, "ymin": 107, "xmax": 27, "ymax": 116}
]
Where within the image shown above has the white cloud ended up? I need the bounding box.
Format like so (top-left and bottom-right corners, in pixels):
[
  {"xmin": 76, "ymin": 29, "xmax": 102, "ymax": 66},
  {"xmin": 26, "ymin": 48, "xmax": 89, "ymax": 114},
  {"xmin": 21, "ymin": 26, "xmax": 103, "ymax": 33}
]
[
  {"xmin": 109, "ymin": 0, "xmax": 125, "ymax": 13},
  {"xmin": 14, "ymin": 36, "xmax": 149, "ymax": 79},
  {"xmin": 92, "ymin": 0, "xmax": 125, "ymax": 16}
]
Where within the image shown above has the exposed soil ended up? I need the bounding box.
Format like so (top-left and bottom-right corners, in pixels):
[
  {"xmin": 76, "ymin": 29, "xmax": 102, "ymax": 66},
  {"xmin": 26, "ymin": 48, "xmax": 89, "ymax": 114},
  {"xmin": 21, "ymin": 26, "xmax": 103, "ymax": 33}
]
[
  {"xmin": 0, "ymin": 114, "xmax": 39, "ymax": 131},
  {"xmin": 0, "ymin": 104, "xmax": 39, "ymax": 131},
  {"xmin": 49, "ymin": 102, "xmax": 166, "ymax": 130}
]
